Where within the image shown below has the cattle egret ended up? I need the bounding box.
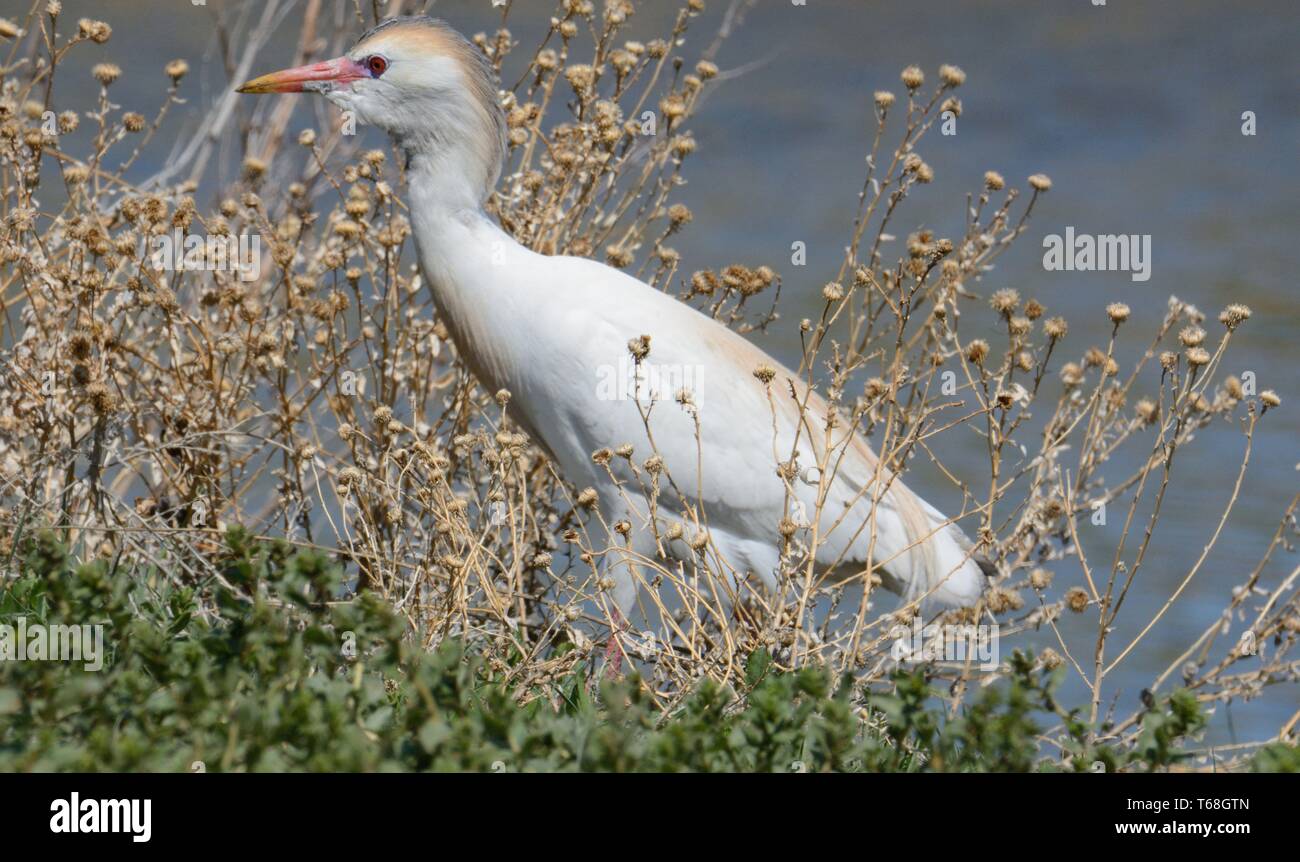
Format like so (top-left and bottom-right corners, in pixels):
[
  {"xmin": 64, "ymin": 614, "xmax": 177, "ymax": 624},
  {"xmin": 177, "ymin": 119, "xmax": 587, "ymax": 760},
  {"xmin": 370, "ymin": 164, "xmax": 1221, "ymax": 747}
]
[{"xmin": 238, "ymin": 16, "xmax": 992, "ymax": 647}]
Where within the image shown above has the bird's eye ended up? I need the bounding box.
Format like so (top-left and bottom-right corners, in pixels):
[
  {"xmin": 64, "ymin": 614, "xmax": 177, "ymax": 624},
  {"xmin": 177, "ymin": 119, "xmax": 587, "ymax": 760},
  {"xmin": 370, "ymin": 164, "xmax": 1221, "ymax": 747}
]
[{"xmin": 366, "ymin": 55, "xmax": 388, "ymax": 77}]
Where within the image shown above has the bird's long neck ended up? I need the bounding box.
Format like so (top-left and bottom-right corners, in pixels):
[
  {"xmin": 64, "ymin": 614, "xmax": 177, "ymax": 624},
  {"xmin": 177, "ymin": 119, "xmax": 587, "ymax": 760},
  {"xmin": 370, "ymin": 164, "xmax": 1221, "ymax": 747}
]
[
  {"xmin": 403, "ymin": 145, "xmax": 531, "ymax": 397},
  {"xmin": 397, "ymin": 127, "xmax": 495, "ymax": 212}
]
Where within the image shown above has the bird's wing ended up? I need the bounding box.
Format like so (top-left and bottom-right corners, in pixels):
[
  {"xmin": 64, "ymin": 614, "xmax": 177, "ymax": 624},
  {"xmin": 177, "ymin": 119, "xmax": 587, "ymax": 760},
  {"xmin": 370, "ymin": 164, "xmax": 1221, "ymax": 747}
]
[{"xmin": 516, "ymin": 254, "xmax": 985, "ymax": 607}]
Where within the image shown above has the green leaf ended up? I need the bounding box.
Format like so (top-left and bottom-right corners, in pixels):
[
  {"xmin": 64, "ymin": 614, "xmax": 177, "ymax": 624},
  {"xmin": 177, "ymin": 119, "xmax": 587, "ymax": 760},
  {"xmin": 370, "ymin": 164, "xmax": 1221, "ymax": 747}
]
[{"xmin": 744, "ymin": 648, "xmax": 772, "ymax": 688}]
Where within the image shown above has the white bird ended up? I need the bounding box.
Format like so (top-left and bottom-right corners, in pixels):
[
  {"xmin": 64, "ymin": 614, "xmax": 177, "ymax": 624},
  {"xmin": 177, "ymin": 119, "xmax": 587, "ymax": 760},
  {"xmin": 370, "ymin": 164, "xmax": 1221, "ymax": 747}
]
[{"xmin": 238, "ymin": 16, "xmax": 991, "ymax": 636}]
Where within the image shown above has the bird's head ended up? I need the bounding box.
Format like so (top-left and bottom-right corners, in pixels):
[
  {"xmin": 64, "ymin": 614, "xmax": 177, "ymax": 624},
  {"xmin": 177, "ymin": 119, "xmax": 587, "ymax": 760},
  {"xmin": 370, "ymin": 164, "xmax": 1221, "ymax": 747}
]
[{"xmin": 237, "ymin": 16, "xmax": 505, "ymax": 199}]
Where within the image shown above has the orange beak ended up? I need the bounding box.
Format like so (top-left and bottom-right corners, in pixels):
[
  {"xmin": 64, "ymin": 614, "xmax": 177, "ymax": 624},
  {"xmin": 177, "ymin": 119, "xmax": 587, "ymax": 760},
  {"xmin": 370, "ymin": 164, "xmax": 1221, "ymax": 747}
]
[{"xmin": 236, "ymin": 56, "xmax": 366, "ymax": 94}]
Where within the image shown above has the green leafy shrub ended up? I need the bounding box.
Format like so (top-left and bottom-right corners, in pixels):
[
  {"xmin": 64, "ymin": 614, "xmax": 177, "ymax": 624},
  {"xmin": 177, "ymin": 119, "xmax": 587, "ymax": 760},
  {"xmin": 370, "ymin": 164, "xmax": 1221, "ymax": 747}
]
[{"xmin": 0, "ymin": 530, "xmax": 1291, "ymax": 772}]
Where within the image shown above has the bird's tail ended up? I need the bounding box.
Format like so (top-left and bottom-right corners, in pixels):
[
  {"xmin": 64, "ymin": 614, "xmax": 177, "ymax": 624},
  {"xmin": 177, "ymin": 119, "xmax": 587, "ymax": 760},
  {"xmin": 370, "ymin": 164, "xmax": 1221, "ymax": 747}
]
[{"xmin": 882, "ymin": 480, "xmax": 989, "ymax": 610}]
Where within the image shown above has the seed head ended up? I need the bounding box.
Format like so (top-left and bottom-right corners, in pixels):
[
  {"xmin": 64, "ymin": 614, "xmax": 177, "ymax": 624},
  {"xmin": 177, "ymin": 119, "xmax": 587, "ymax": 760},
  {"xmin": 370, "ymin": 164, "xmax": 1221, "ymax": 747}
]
[
  {"xmin": 983, "ymin": 170, "xmax": 1005, "ymax": 191},
  {"xmin": 1106, "ymin": 302, "xmax": 1130, "ymax": 324},
  {"xmin": 1260, "ymin": 390, "xmax": 1281, "ymax": 409},
  {"xmin": 1218, "ymin": 303, "xmax": 1251, "ymax": 330},
  {"xmin": 1059, "ymin": 362, "xmax": 1084, "ymax": 386},
  {"xmin": 564, "ymin": 64, "xmax": 596, "ymax": 95},
  {"xmin": 939, "ymin": 64, "xmax": 966, "ymax": 87},
  {"xmin": 1028, "ymin": 173, "xmax": 1052, "ymax": 191},
  {"xmin": 165, "ymin": 59, "xmax": 189, "ymax": 83},
  {"xmin": 900, "ymin": 66, "xmax": 924, "ymax": 90},
  {"xmin": 68, "ymin": 331, "xmax": 93, "ymax": 360},
  {"xmin": 966, "ymin": 339, "xmax": 989, "ymax": 365},
  {"xmin": 605, "ymin": 245, "xmax": 633, "ymax": 268},
  {"xmin": 989, "ymin": 288, "xmax": 1019, "ymax": 316},
  {"xmin": 1186, "ymin": 347, "xmax": 1211, "ymax": 368},
  {"xmin": 78, "ymin": 18, "xmax": 111, "ymax": 43},
  {"xmin": 241, "ymin": 156, "xmax": 267, "ymax": 181},
  {"xmin": 754, "ymin": 363, "xmax": 776, "ymax": 384},
  {"xmin": 659, "ymin": 95, "xmax": 687, "ymax": 120},
  {"xmin": 1178, "ymin": 325, "xmax": 1205, "ymax": 348},
  {"xmin": 1065, "ymin": 587, "xmax": 1089, "ymax": 613},
  {"xmin": 91, "ymin": 63, "xmax": 121, "ymax": 86},
  {"xmin": 874, "ymin": 90, "xmax": 896, "ymax": 109},
  {"xmin": 986, "ymin": 586, "xmax": 1023, "ymax": 614},
  {"xmin": 1029, "ymin": 568, "xmax": 1053, "ymax": 590},
  {"xmin": 627, "ymin": 334, "xmax": 651, "ymax": 360}
]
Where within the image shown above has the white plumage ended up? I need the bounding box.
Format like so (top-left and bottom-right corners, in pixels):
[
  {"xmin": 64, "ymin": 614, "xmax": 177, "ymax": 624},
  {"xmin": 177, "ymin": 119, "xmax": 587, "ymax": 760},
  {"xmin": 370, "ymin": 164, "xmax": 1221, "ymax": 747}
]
[{"xmin": 238, "ymin": 16, "xmax": 990, "ymax": 620}]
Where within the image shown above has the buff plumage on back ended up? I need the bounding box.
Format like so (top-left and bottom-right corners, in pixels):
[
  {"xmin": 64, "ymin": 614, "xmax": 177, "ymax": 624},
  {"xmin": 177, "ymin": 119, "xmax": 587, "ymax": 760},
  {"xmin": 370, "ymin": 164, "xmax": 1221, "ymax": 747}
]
[
  {"xmin": 354, "ymin": 16, "xmax": 507, "ymax": 196},
  {"xmin": 788, "ymin": 377, "xmax": 985, "ymax": 607}
]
